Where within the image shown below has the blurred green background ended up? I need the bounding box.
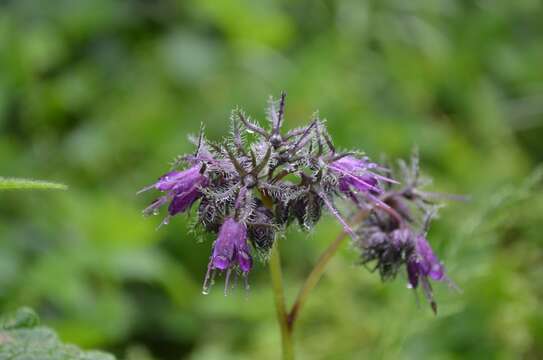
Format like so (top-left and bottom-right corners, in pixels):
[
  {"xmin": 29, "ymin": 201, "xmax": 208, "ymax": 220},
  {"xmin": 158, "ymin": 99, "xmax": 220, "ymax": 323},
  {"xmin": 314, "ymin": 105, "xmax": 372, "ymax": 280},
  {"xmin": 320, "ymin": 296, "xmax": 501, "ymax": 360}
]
[{"xmin": 1, "ymin": 0, "xmax": 543, "ymax": 359}]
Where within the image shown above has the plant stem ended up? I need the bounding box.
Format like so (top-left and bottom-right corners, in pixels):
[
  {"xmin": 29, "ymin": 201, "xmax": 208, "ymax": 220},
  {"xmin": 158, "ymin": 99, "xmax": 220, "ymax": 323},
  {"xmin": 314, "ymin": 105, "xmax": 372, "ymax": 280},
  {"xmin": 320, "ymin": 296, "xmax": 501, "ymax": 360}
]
[
  {"xmin": 287, "ymin": 210, "xmax": 368, "ymax": 329},
  {"xmin": 269, "ymin": 241, "xmax": 295, "ymax": 360},
  {"xmin": 287, "ymin": 231, "xmax": 347, "ymax": 329}
]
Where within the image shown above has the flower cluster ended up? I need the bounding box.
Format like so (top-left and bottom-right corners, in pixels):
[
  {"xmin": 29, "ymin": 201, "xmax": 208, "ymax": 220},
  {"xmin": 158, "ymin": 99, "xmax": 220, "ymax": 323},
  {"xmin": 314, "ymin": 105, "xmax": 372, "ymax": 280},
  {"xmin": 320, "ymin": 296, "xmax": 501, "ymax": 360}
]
[
  {"xmin": 354, "ymin": 152, "xmax": 458, "ymax": 313},
  {"xmin": 139, "ymin": 93, "xmax": 456, "ymax": 310}
]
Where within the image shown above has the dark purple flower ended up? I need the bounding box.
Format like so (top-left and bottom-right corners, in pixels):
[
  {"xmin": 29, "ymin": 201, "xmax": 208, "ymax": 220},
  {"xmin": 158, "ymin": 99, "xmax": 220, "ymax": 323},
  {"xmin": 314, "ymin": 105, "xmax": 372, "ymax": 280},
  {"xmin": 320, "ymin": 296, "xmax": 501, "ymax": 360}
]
[
  {"xmin": 139, "ymin": 164, "xmax": 208, "ymax": 218},
  {"xmin": 356, "ymin": 204, "xmax": 453, "ymax": 313},
  {"xmin": 357, "ymin": 222, "xmax": 413, "ymax": 282},
  {"xmin": 203, "ymin": 218, "xmax": 252, "ymax": 294}
]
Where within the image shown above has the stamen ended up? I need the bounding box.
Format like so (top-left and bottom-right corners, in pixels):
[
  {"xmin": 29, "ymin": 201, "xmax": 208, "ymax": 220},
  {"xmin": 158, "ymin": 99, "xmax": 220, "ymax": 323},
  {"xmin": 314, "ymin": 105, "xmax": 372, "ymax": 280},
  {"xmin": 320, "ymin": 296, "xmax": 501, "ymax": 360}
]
[
  {"xmin": 137, "ymin": 184, "xmax": 156, "ymax": 195},
  {"xmin": 224, "ymin": 269, "xmax": 233, "ymax": 296}
]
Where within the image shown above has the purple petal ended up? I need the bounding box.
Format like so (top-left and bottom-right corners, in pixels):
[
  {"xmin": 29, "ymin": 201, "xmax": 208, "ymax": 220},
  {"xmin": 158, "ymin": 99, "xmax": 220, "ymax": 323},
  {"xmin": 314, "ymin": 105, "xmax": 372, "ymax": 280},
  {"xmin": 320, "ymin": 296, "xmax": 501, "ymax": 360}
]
[
  {"xmin": 155, "ymin": 171, "xmax": 184, "ymax": 191},
  {"xmin": 212, "ymin": 255, "xmax": 230, "ymax": 270},
  {"xmin": 415, "ymin": 235, "xmax": 445, "ymax": 281},
  {"xmin": 329, "ymin": 164, "xmax": 382, "ymax": 194},
  {"xmin": 168, "ymin": 187, "xmax": 202, "ymax": 215},
  {"xmin": 237, "ymin": 251, "xmax": 252, "ymax": 272},
  {"xmin": 332, "ymin": 156, "xmax": 367, "ymax": 172},
  {"xmin": 155, "ymin": 165, "xmax": 204, "ymax": 192},
  {"xmin": 429, "ymin": 263, "xmax": 445, "ymax": 281},
  {"xmin": 210, "ymin": 218, "xmax": 251, "ymax": 272}
]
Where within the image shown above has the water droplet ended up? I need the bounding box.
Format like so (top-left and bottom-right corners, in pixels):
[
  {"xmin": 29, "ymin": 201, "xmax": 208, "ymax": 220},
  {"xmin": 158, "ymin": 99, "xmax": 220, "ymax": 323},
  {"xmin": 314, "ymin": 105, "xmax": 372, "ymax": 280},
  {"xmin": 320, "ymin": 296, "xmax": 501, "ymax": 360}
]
[
  {"xmin": 201, "ymin": 288, "xmax": 210, "ymax": 295},
  {"xmin": 406, "ymin": 283, "xmax": 413, "ymax": 289},
  {"xmin": 152, "ymin": 209, "xmax": 159, "ymax": 216},
  {"xmin": 246, "ymin": 129, "xmax": 254, "ymax": 134}
]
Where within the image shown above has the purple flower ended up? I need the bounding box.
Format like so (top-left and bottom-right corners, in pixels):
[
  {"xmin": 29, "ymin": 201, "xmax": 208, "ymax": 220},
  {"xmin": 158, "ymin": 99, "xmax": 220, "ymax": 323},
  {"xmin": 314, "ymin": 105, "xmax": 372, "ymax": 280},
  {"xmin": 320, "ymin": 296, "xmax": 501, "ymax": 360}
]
[
  {"xmin": 406, "ymin": 235, "xmax": 446, "ymax": 313},
  {"xmin": 356, "ymin": 205, "xmax": 452, "ymax": 313},
  {"xmin": 139, "ymin": 164, "xmax": 208, "ymax": 218},
  {"xmin": 407, "ymin": 235, "xmax": 445, "ymax": 285},
  {"xmin": 329, "ymin": 156, "xmax": 382, "ymax": 195},
  {"xmin": 203, "ymin": 218, "xmax": 252, "ymax": 294}
]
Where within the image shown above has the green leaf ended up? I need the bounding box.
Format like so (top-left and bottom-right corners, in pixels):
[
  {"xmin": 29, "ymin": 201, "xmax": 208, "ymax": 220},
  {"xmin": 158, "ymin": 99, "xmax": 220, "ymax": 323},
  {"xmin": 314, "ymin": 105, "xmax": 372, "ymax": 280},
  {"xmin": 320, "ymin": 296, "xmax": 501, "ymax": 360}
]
[
  {"xmin": 1, "ymin": 307, "xmax": 40, "ymax": 330},
  {"xmin": 0, "ymin": 177, "xmax": 68, "ymax": 191},
  {"xmin": 0, "ymin": 308, "xmax": 115, "ymax": 360}
]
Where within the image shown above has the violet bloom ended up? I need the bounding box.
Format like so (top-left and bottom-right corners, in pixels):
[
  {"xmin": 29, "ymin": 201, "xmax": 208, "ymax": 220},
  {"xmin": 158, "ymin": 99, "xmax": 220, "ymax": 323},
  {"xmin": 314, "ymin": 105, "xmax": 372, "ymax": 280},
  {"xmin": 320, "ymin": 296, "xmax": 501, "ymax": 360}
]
[
  {"xmin": 139, "ymin": 164, "xmax": 208, "ymax": 220},
  {"xmin": 407, "ymin": 235, "xmax": 446, "ymax": 313},
  {"xmin": 330, "ymin": 156, "xmax": 380, "ymax": 192},
  {"xmin": 203, "ymin": 218, "xmax": 252, "ymax": 295}
]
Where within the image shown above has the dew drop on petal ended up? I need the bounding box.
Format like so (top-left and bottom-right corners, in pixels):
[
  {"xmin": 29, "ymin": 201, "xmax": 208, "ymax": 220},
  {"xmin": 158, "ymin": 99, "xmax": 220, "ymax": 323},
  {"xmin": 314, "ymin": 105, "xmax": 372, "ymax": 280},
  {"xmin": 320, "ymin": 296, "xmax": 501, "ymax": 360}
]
[
  {"xmin": 202, "ymin": 278, "xmax": 212, "ymax": 295},
  {"xmin": 202, "ymin": 268, "xmax": 214, "ymax": 295}
]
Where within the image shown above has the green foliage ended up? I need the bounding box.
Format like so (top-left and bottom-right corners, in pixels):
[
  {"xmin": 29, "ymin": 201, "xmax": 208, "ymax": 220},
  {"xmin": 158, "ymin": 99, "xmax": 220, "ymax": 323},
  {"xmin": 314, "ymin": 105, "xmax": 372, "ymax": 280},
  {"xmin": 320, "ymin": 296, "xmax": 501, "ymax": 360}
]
[
  {"xmin": 0, "ymin": 177, "xmax": 67, "ymax": 191},
  {"xmin": 0, "ymin": 308, "xmax": 115, "ymax": 360},
  {"xmin": 0, "ymin": 0, "xmax": 542, "ymax": 359}
]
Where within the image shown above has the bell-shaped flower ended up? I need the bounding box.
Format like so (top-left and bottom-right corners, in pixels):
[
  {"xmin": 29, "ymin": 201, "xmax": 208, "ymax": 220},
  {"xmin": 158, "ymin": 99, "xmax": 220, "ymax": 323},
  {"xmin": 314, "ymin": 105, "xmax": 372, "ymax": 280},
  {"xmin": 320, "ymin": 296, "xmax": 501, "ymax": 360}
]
[
  {"xmin": 203, "ymin": 218, "xmax": 252, "ymax": 295},
  {"xmin": 139, "ymin": 164, "xmax": 208, "ymax": 220}
]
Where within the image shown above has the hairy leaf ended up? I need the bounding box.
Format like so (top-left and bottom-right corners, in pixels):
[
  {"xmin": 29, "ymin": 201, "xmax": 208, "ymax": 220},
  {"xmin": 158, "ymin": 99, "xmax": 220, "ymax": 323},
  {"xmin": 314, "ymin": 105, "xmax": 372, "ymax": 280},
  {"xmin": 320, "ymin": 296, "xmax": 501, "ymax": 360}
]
[
  {"xmin": 0, "ymin": 177, "xmax": 68, "ymax": 191},
  {"xmin": 0, "ymin": 308, "xmax": 115, "ymax": 360}
]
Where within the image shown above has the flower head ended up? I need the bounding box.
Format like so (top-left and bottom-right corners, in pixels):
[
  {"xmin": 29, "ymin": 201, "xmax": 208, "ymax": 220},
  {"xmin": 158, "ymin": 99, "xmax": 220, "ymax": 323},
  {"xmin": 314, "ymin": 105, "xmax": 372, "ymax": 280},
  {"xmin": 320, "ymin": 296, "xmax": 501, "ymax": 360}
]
[
  {"xmin": 138, "ymin": 94, "xmax": 459, "ymax": 308},
  {"xmin": 357, "ymin": 213, "xmax": 414, "ymax": 282},
  {"xmin": 203, "ymin": 218, "xmax": 252, "ymax": 295},
  {"xmin": 352, "ymin": 153, "xmax": 458, "ymax": 314}
]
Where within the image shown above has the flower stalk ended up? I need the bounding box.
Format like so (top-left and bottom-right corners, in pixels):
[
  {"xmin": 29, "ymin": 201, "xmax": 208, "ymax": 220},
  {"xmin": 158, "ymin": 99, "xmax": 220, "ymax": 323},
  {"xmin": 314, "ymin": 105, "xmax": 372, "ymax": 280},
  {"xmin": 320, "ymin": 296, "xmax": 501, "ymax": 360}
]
[
  {"xmin": 287, "ymin": 210, "xmax": 369, "ymax": 330},
  {"xmin": 287, "ymin": 230, "xmax": 348, "ymax": 330},
  {"xmin": 269, "ymin": 241, "xmax": 294, "ymax": 360}
]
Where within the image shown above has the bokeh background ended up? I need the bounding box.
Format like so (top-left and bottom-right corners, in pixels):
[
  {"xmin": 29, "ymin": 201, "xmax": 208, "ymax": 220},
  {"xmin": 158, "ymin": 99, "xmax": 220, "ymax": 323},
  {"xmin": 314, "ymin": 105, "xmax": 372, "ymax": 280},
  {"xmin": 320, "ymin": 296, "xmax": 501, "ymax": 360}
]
[{"xmin": 1, "ymin": 1, "xmax": 543, "ymax": 359}]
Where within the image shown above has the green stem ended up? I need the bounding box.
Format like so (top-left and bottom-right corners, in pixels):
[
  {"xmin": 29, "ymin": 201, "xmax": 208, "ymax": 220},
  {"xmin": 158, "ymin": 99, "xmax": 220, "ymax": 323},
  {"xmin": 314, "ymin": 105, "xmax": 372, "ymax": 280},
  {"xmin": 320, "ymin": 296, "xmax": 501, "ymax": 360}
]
[
  {"xmin": 287, "ymin": 210, "xmax": 368, "ymax": 329},
  {"xmin": 269, "ymin": 241, "xmax": 295, "ymax": 360},
  {"xmin": 287, "ymin": 231, "xmax": 348, "ymax": 329}
]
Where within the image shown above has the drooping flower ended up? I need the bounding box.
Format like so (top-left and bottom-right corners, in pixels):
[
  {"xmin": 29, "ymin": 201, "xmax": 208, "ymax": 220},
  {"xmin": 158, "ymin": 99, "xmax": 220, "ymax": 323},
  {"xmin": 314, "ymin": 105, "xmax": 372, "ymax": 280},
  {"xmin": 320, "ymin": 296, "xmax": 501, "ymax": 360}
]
[
  {"xmin": 139, "ymin": 164, "xmax": 208, "ymax": 220},
  {"xmin": 203, "ymin": 218, "xmax": 252, "ymax": 294},
  {"xmin": 357, "ymin": 213, "xmax": 414, "ymax": 282},
  {"xmin": 355, "ymin": 196, "xmax": 452, "ymax": 313},
  {"xmin": 406, "ymin": 234, "xmax": 447, "ymax": 313},
  {"xmin": 412, "ymin": 235, "xmax": 445, "ymax": 282}
]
